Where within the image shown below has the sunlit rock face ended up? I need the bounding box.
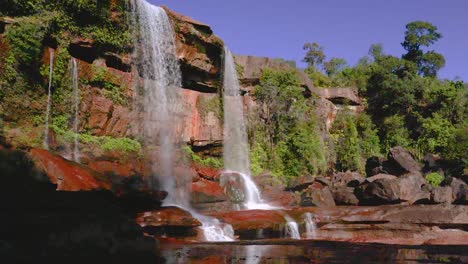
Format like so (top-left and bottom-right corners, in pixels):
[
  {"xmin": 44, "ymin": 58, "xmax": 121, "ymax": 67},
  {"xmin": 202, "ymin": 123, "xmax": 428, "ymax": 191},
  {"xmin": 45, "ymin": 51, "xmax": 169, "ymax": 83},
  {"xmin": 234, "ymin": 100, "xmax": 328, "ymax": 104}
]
[{"xmin": 163, "ymin": 6, "xmax": 224, "ymax": 93}]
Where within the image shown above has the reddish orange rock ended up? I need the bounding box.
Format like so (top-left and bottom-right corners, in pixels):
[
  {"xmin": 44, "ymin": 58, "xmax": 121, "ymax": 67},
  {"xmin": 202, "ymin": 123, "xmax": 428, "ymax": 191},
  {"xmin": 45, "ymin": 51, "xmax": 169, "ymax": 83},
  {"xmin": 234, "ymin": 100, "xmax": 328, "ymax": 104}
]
[
  {"xmin": 88, "ymin": 160, "xmax": 143, "ymax": 178},
  {"xmin": 191, "ymin": 179, "xmax": 226, "ymax": 203},
  {"xmin": 194, "ymin": 165, "xmax": 220, "ymax": 181},
  {"xmin": 29, "ymin": 148, "xmax": 110, "ymax": 191},
  {"xmin": 136, "ymin": 207, "xmax": 201, "ymax": 227}
]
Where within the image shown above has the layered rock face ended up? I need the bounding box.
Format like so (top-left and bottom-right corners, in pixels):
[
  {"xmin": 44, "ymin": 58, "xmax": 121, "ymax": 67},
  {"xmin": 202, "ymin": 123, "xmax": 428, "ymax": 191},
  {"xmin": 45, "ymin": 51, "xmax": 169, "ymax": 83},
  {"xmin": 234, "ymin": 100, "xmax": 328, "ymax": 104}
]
[
  {"xmin": 163, "ymin": 6, "xmax": 224, "ymax": 93},
  {"xmin": 233, "ymin": 55, "xmax": 363, "ymax": 131},
  {"xmin": 138, "ymin": 204, "xmax": 468, "ymax": 245}
]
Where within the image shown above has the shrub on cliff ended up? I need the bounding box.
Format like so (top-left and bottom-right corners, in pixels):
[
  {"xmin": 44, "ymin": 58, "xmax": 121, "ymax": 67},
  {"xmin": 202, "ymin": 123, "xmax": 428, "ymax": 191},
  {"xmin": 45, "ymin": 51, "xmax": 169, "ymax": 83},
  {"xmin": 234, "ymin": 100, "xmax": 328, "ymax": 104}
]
[
  {"xmin": 250, "ymin": 68, "xmax": 326, "ymax": 183},
  {"xmin": 425, "ymin": 172, "xmax": 443, "ymax": 187}
]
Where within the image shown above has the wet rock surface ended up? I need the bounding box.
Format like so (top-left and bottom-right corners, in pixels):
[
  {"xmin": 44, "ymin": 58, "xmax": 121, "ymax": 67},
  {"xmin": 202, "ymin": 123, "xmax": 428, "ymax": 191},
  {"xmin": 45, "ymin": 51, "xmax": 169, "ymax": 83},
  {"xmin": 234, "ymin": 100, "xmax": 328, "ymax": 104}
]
[
  {"xmin": 29, "ymin": 148, "xmax": 111, "ymax": 191},
  {"xmin": 139, "ymin": 204, "xmax": 468, "ymax": 245},
  {"xmin": 0, "ymin": 146, "xmax": 156, "ymax": 263}
]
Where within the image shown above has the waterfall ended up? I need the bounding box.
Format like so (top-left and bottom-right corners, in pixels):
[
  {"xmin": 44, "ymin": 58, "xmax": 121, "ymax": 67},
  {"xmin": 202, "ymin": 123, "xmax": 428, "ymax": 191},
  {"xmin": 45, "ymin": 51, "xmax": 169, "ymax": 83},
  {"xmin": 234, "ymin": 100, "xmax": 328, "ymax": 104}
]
[
  {"xmin": 304, "ymin": 212, "xmax": 317, "ymax": 239},
  {"xmin": 284, "ymin": 214, "xmax": 300, "ymax": 239},
  {"xmin": 130, "ymin": 0, "xmax": 233, "ymax": 242},
  {"xmin": 222, "ymin": 48, "xmax": 276, "ymax": 210},
  {"xmin": 222, "ymin": 48, "xmax": 251, "ymax": 175},
  {"xmin": 43, "ymin": 49, "xmax": 54, "ymax": 150},
  {"xmin": 70, "ymin": 58, "xmax": 80, "ymax": 162},
  {"xmin": 130, "ymin": 0, "xmax": 181, "ymax": 204}
]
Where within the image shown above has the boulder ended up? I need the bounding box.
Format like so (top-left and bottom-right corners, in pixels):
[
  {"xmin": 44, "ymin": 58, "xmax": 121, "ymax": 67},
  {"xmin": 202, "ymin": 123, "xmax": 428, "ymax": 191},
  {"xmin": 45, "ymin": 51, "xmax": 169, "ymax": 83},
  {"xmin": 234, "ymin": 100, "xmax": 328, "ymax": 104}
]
[
  {"xmin": 365, "ymin": 156, "xmax": 387, "ymax": 177},
  {"xmin": 364, "ymin": 178, "xmax": 400, "ymax": 204},
  {"xmin": 300, "ymin": 182, "xmax": 336, "ymax": 207},
  {"xmin": 431, "ymin": 186, "xmax": 453, "ymax": 204},
  {"xmin": 384, "ymin": 146, "xmax": 422, "ymax": 176},
  {"xmin": 254, "ymin": 173, "xmax": 298, "ymax": 207},
  {"xmin": 331, "ymin": 171, "xmax": 364, "ymax": 187},
  {"xmin": 363, "ymin": 174, "xmax": 428, "ymax": 205},
  {"xmin": 287, "ymin": 174, "xmax": 316, "ymax": 191},
  {"xmin": 136, "ymin": 207, "xmax": 201, "ymax": 227},
  {"xmin": 191, "ymin": 179, "xmax": 226, "ymax": 203},
  {"xmin": 193, "ymin": 165, "xmax": 220, "ymax": 181},
  {"xmin": 450, "ymin": 178, "xmax": 468, "ymax": 204},
  {"xmin": 365, "ymin": 174, "xmax": 398, "ymax": 183},
  {"xmin": 397, "ymin": 174, "xmax": 429, "ymax": 204},
  {"xmin": 332, "ymin": 187, "xmax": 359, "ymax": 205},
  {"xmin": 29, "ymin": 148, "xmax": 110, "ymax": 191},
  {"xmin": 314, "ymin": 176, "xmax": 332, "ymax": 187}
]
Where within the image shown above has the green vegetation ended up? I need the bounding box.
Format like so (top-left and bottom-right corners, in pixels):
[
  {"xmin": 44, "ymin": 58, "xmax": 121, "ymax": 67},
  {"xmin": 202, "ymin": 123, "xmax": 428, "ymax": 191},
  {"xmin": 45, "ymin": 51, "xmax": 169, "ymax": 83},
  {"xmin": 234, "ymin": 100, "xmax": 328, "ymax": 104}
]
[
  {"xmin": 235, "ymin": 62, "xmax": 244, "ymax": 78},
  {"xmin": 425, "ymin": 172, "xmax": 444, "ymax": 187},
  {"xmin": 0, "ymin": 0, "xmax": 465, "ymax": 184},
  {"xmin": 84, "ymin": 66, "xmax": 128, "ymax": 105},
  {"xmin": 303, "ymin": 20, "xmax": 466, "ymax": 177},
  {"xmin": 250, "ymin": 68, "xmax": 326, "ymax": 183},
  {"xmin": 197, "ymin": 95, "xmax": 222, "ymax": 119},
  {"xmin": 183, "ymin": 145, "xmax": 223, "ymax": 168}
]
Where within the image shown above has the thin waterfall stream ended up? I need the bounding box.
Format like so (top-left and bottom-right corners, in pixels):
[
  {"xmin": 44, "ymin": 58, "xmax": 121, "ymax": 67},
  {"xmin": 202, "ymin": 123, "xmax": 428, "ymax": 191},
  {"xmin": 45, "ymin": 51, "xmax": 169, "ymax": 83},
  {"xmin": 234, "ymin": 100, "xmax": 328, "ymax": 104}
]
[
  {"xmin": 70, "ymin": 58, "xmax": 80, "ymax": 162},
  {"xmin": 43, "ymin": 49, "xmax": 54, "ymax": 150},
  {"xmin": 222, "ymin": 48, "xmax": 300, "ymax": 239}
]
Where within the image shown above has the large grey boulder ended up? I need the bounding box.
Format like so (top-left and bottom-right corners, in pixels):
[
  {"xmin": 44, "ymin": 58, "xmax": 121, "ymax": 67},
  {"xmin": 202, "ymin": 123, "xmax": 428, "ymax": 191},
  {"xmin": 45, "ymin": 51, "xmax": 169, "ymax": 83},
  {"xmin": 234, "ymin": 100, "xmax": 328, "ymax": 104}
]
[{"xmin": 385, "ymin": 146, "xmax": 423, "ymax": 176}]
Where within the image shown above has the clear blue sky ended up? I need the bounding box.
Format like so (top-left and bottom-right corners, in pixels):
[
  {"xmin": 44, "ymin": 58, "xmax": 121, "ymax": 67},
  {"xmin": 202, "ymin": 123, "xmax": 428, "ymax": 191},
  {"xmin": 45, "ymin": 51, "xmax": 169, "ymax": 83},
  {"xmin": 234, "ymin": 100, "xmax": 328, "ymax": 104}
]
[{"xmin": 150, "ymin": 0, "xmax": 468, "ymax": 81}]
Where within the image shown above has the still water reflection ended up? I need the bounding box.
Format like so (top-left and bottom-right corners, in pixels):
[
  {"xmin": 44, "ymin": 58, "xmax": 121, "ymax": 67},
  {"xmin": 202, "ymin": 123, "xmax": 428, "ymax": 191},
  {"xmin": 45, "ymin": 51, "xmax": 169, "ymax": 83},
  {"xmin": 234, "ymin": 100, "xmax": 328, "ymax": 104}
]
[{"xmin": 159, "ymin": 240, "xmax": 468, "ymax": 263}]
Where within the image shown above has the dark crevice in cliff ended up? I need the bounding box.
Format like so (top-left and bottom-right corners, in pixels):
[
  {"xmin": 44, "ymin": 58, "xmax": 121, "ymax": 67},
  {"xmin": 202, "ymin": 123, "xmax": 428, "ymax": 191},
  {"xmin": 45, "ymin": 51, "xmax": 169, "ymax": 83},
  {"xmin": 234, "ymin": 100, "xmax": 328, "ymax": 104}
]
[
  {"xmin": 180, "ymin": 63, "xmax": 219, "ymax": 93},
  {"xmin": 68, "ymin": 43, "xmax": 98, "ymax": 63},
  {"xmin": 104, "ymin": 52, "xmax": 132, "ymax": 72}
]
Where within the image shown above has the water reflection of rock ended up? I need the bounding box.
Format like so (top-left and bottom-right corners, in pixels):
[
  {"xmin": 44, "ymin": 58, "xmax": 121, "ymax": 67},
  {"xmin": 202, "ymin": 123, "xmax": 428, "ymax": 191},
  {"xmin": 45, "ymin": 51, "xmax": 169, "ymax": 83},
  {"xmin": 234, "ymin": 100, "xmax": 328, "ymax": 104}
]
[{"xmin": 160, "ymin": 242, "xmax": 468, "ymax": 263}]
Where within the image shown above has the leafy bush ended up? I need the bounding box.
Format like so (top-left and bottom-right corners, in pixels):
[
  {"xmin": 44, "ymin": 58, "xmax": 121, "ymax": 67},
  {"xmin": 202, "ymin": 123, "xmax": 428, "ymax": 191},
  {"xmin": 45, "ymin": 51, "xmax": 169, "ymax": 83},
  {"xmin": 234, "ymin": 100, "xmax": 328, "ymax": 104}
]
[
  {"xmin": 101, "ymin": 136, "xmax": 141, "ymax": 153},
  {"xmin": 331, "ymin": 112, "xmax": 361, "ymax": 172},
  {"xmin": 182, "ymin": 145, "xmax": 223, "ymax": 168},
  {"xmin": 425, "ymin": 172, "xmax": 443, "ymax": 187},
  {"xmin": 380, "ymin": 115, "xmax": 411, "ymax": 152},
  {"xmin": 250, "ymin": 68, "xmax": 326, "ymax": 182},
  {"xmin": 0, "ymin": 0, "xmax": 46, "ymax": 16},
  {"xmin": 417, "ymin": 113, "xmax": 455, "ymax": 154},
  {"xmin": 4, "ymin": 16, "xmax": 48, "ymax": 78}
]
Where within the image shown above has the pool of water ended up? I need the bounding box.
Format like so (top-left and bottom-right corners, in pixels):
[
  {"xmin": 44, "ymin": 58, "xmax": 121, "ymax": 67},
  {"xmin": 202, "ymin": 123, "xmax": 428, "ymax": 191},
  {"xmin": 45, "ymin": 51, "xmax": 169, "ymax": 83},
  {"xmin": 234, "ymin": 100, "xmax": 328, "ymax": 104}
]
[{"xmin": 159, "ymin": 240, "xmax": 468, "ymax": 263}]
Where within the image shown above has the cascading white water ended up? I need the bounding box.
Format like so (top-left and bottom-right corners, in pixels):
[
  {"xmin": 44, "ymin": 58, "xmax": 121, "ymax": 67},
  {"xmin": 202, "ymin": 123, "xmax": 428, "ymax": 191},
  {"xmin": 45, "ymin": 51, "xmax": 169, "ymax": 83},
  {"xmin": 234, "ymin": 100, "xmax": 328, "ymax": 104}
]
[
  {"xmin": 304, "ymin": 212, "xmax": 317, "ymax": 239},
  {"xmin": 222, "ymin": 48, "xmax": 251, "ymax": 175},
  {"xmin": 70, "ymin": 58, "xmax": 80, "ymax": 162},
  {"xmin": 130, "ymin": 0, "xmax": 181, "ymax": 204},
  {"xmin": 194, "ymin": 212, "xmax": 234, "ymax": 242},
  {"xmin": 130, "ymin": 0, "xmax": 233, "ymax": 242},
  {"xmin": 222, "ymin": 48, "xmax": 277, "ymax": 210},
  {"xmin": 284, "ymin": 214, "xmax": 300, "ymax": 239},
  {"xmin": 43, "ymin": 49, "xmax": 54, "ymax": 150}
]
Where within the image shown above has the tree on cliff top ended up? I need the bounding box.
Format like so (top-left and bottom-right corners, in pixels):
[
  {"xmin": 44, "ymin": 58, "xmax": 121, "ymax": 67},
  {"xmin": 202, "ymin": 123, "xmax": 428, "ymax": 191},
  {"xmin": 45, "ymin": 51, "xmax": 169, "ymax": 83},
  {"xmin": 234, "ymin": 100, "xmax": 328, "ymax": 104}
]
[
  {"xmin": 302, "ymin": 42, "xmax": 325, "ymax": 71},
  {"xmin": 402, "ymin": 21, "xmax": 445, "ymax": 77}
]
